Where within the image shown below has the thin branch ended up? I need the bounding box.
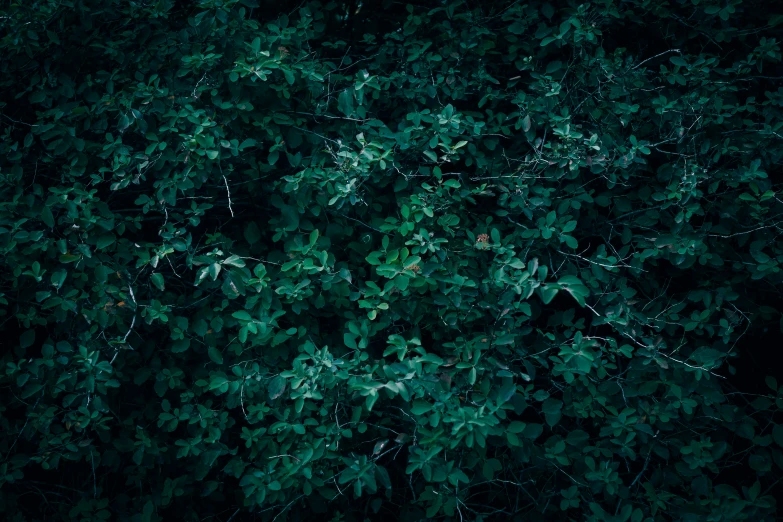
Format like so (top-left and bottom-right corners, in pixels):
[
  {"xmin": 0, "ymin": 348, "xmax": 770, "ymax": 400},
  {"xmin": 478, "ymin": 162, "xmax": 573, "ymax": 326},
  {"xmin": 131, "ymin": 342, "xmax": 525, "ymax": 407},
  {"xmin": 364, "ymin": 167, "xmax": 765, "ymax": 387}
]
[
  {"xmin": 288, "ymin": 110, "xmax": 366, "ymax": 122},
  {"xmin": 90, "ymin": 451, "xmax": 98, "ymax": 498},
  {"xmin": 222, "ymin": 175, "xmax": 234, "ymax": 218},
  {"xmin": 630, "ymin": 451, "xmax": 652, "ymax": 487},
  {"xmin": 0, "ymin": 112, "xmax": 38, "ymax": 127},
  {"xmin": 329, "ymin": 211, "xmax": 392, "ymax": 236},
  {"xmin": 584, "ymin": 302, "xmax": 602, "ymax": 317},
  {"xmin": 293, "ymin": 126, "xmax": 341, "ymax": 145},
  {"xmin": 658, "ymin": 351, "xmax": 726, "ymax": 379},
  {"xmin": 123, "ymin": 315, "xmax": 136, "ymax": 343},
  {"xmin": 633, "ymin": 49, "xmax": 681, "ymax": 70},
  {"xmin": 551, "ymin": 463, "xmax": 586, "ymax": 487},
  {"xmin": 707, "ymin": 221, "xmax": 782, "ymax": 239},
  {"xmin": 556, "ymin": 248, "xmax": 644, "ymax": 272},
  {"xmin": 271, "ymin": 494, "xmax": 304, "ymax": 522},
  {"xmin": 3, "ymin": 397, "xmax": 41, "ymax": 461}
]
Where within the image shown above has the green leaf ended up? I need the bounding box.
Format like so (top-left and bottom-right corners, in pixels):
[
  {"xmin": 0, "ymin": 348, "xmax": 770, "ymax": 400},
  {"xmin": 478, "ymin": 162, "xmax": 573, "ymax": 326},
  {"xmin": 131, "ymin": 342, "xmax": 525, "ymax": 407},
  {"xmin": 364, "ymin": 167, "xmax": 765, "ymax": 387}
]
[
  {"xmin": 208, "ymin": 346, "xmax": 224, "ymax": 364},
  {"xmin": 748, "ymin": 481, "xmax": 761, "ymax": 502},
  {"xmin": 523, "ymin": 423, "xmax": 544, "ymax": 440},
  {"xmin": 41, "ymin": 206, "xmax": 54, "ymax": 228},
  {"xmin": 19, "ymin": 330, "xmax": 36, "ymax": 350},
  {"xmin": 118, "ymin": 113, "xmax": 130, "ymax": 131},
  {"xmin": 508, "ymin": 421, "xmax": 526, "ymax": 434},
  {"xmin": 267, "ymin": 376, "xmax": 286, "ymax": 400},
  {"xmin": 96, "ymin": 234, "xmax": 115, "ymax": 250},
  {"xmin": 669, "ymin": 56, "xmax": 688, "ymax": 67},
  {"xmin": 557, "ymin": 275, "xmax": 583, "ymax": 286},
  {"xmin": 545, "ymin": 60, "xmax": 562, "ymax": 74},
  {"xmin": 223, "ymin": 255, "xmax": 246, "ymax": 268},
  {"xmin": 244, "ymin": 222, "xmax": 262, "ymax": 244},
  {"xmin": 539, "ymin": 285, "xmax": 559, "ymax": 304},
  {"xmin": 151, "ymin": 273, "xmax": 165, "ymax": 291},
  {"xmin": 239, "ymin": 138, "xmax": 257, "ymax": 150},
  {"xmin": 410, "ymin": 400, "xmax": 433, "ymax": 415},
  {"xmin": 562, "ymin": 235, "xmax": 578, "ymax": 249},
  {"xmin": 542, "ymin": 398, "xmax": 563, "ymax": 415},
  {"xmin": 338, "ymin": 89, "xmax": 354, "ymax": 116},
  {"xmin": 281, "ymin": 206, "xmax": 300, "ymax": 231},
  {"xmin": 773, "ymin": 424, "xmax": 783, "ymax": 448},
  {"xmin": 171, "ymin": 339, "xmax": 191, "ymax": 353},
  {"xmin": 232, "ymin": 311, "xmax": 252, "ymax": 321}
]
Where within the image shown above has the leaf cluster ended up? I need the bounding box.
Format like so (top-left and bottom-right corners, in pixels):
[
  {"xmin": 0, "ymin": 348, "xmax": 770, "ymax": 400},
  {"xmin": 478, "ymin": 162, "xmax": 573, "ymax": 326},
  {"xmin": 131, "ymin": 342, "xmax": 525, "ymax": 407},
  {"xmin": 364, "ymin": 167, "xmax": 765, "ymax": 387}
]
[{"xmin": 2, "ymin": 0, "xmax": 783, "ymax": 521}]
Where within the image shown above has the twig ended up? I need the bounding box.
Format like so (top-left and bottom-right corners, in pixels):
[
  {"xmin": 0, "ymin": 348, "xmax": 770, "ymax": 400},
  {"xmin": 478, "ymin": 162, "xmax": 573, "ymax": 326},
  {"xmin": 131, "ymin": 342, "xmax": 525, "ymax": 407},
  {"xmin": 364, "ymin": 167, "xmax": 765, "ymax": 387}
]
[
  {"xmin": 293, "ymin": 126, "xmax": 341, "ymax": 145},
  {"xmin": 288, "ymin": 110, "xmax": 366, "ymax": 122},
  {"xmin": 0, "ymin": 112, "xmax": 38, "ymax": 127},
  {"xmin": 167, "ymin": 256, "xmax": 183, "ymax": 278},
  {"xmin": 556, "ymin": 248, "xmax": 643, "ymax": 272},
  {"xmin": 268, "ymin": 454, "xmax": 301, "ymax": 462},
  {"xmin": 658, "ymin": 351, "xmax": 726, "ymax": 379},
  {"xmin": 4, "ymin": 397, "xmax": 41, "ymax": 461},
  {"xmin": 551, "ymin": 463, "xmax": 586, "ymax": 486},
  {"xmin": 707, "ymin": 221, "xmax": 782, "ymax": 239},
  {"xmin": 90, "ymin": 451, "xmax": 98, "ymax": 498},
  {"xmin": 123, "ymin": 315, "xmax": 136, "ymax": 343},
  {"xmin": 630, "ymin": 451, "xmax": 652, "ymax": 487},
  {"xmin": 486, "ymin": 479, "xmax": 538, "ymax": 505},
  {"xmin": 329, "ymin": 211, "xmax": 392, "ymax": 236},
  {"xmin": 192, "ymin": 73, "xmax": 207, "ymax": 98},
  {"xmin": 222, "ymin": 175, "xmax": 234, "ymax": 217},
  {"xmin": 723, "ymin": 303, "xmax": 750, "ymax": 359},
  {"xmin": 111, "ymin": 314, "xmax": 136, "ymax": 364},
  {"xmin": 584, "ymin": 302, "xmax": 602, "ymax": 317},
  {"xmin": 761, "ymin": 476, "xmax": 783, "ymax": 498},
  {"xmin": 113, "ymin": 280, "xmax": 139, "ymax": 361},
  {"xmin": 240, "ymin": 379, "xmax": 248, "ymax": 421},
  {"xmin": 332, "ymin": 476, "xmax": 344, "ymax": 497},
  {"xmin": 633, "ymin": 49, "xmax": 681, "ymax": 70},
  {"xmin": 271, "ymin": 494, "xmax": 304, "ymax": 522}
]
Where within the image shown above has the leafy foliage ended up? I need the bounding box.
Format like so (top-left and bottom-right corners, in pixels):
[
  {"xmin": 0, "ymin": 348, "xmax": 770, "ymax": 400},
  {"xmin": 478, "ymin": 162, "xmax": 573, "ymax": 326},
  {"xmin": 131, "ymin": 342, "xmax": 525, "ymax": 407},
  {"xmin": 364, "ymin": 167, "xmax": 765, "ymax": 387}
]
[{"xmin": 2, "ymin": 0, "xmax": 783, "ymax": 520}]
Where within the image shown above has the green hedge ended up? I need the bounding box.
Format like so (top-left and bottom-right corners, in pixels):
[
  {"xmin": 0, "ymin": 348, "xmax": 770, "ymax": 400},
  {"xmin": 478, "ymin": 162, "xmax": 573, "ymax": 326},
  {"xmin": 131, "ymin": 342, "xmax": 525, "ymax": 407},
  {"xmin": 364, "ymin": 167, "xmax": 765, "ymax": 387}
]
[{"xmin": 2, "ymin": 0, "xmax": 783, "ymax": 520}]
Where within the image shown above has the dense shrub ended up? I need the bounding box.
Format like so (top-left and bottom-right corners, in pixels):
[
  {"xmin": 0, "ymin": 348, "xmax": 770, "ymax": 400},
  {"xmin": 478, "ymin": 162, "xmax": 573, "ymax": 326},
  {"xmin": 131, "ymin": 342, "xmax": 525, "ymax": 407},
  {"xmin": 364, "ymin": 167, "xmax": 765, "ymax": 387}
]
[{"xmin": 2, "ymin": 0, "xmax": 783, "ymax": 520}]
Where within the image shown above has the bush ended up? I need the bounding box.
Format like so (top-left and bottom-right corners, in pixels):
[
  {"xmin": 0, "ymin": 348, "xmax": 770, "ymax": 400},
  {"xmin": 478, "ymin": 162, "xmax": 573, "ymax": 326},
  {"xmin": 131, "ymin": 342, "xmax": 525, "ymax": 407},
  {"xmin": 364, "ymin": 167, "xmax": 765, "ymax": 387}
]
[{"xmin": 2, "ymin": 0, "xmax": 783, "ymax": 520}]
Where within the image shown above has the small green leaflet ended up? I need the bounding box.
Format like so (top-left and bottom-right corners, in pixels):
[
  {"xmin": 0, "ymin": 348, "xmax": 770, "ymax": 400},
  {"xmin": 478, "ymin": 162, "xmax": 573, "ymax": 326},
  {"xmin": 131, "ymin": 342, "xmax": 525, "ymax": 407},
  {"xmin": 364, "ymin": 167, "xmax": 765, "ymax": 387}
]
[
  {"xmin": 267, "ymin": 375, "xmax": 286, "ymax": 400},
  {"xmin": 151, "ymin": 273, "xmax": 164, "ymax": 291}
]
